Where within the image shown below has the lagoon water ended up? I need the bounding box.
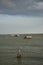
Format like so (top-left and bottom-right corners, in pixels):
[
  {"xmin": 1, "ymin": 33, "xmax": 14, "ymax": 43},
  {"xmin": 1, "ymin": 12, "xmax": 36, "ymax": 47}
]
[{"xmin": 0, "ymin": 34, "xmax": 43, "ymax": 65}]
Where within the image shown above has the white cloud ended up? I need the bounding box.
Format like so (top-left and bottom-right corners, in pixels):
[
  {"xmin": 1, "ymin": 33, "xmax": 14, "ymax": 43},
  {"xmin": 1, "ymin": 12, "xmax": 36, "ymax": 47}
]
[
  {"xmin": 34, "ymin": 2, "xmax": 43, "ymax": 9},
  {"xmin": 27, "ymin": 2, "xmax": 43, "ymax": 10}
]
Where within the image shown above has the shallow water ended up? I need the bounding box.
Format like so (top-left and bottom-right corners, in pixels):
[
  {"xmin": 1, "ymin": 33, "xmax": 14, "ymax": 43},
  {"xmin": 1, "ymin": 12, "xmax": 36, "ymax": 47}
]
[{"xmin": 0, "ymin": 34, "xmax": 43, "ymax": 65}]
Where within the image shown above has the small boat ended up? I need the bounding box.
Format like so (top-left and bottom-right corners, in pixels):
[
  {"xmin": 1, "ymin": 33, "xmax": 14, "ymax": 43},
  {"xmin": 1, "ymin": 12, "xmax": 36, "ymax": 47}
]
[
  {"xmin": 17, "ymin": 50, "xmax": 21, "ymax": 58},
  {"xmin": 15, "ymin": 34, "xmax": 20, "ymax": 37},
  {"xmin": 24, "ymin": 35, "xmax": 32, "ymax": 39}
]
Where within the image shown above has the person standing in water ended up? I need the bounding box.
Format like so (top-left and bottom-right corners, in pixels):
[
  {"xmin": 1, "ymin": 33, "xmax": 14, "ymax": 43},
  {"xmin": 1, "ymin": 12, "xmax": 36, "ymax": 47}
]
[{"xmin": 17, "ymin": 49, "xmax": 22, "ymax": 58}]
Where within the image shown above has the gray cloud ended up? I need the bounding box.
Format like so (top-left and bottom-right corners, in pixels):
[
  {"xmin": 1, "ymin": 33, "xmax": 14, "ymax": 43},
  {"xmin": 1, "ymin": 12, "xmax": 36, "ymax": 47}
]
[{"xmin": 0, "ymin": 0, "xmax": 43, "ymax": 16}]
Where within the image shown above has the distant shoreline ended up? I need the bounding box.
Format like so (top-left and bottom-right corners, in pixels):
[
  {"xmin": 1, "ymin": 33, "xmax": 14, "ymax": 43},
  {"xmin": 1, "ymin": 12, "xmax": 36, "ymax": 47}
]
[{"xmin": 0, "ymin": 33, "xmax": 43, "ymax": 36}]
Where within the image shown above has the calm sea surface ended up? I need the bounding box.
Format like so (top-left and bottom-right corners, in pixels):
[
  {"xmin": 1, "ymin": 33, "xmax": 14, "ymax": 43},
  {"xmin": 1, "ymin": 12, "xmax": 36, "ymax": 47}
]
[{"xmin": 0, "ymin": 34, "xmax": 43, "ymax": 65}]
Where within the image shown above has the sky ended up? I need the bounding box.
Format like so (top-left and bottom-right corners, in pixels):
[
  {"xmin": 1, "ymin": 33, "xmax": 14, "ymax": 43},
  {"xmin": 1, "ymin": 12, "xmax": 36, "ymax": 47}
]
[{"xmin": 0, "ymin": 0, "xmax": 43, "ymax": 34}]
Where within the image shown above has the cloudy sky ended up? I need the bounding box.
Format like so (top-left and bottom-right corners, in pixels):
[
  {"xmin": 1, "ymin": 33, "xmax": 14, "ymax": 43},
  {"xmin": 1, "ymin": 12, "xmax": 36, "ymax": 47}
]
[{"xmin": 0, "ymin": 0, "xmax": 43, "ymax": 34}]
